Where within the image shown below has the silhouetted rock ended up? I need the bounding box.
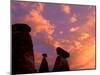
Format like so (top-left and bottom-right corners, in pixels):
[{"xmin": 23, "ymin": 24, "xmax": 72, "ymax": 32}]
[
  {"xmin": 42, "ymin": 53, "xmax": 47, "ymax": 57},
  {"xmin": 57, "ymin": 47, "xmax": 70, "ymax": 58},
  {"xmin": 12, "ymin": 23, "xmax": 31, "ymax": 32},
  {"xmin": 12, "ymin": 23, "xmax": 36, "ymax": 74},
  {"xmin": 39, "ymin": 53, "xmax": 49, "ymax": 72},
  {"xmin": 53, "ymin": 47, "xmax": 70, "ymax": 72}
]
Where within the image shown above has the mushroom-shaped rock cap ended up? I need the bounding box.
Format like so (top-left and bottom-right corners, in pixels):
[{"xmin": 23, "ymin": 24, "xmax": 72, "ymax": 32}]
[
  {"xmin": 56, "ymin": 47, "xmax": 70, "ymax": 58},
  {"xmin": 42, "ymin": 53, "xmax": 47, "ymax": 58},
  {"xmin": 12, "ymin": 23, "xmax": 31, "ymax": 32}
]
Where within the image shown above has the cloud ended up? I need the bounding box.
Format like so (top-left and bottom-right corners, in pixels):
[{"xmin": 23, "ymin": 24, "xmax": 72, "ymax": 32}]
[
  {"xmin": 59, "ymin": 31, "xmax": 64, "ymax": 35},
  {"xmin": 19, "ymin": 5, "xmax": 55, "ymax": 36},
  {"xmin": 68, "ymin": 6, "xmax": 96, "ymax": 70},
  {"xmin": 29, "ymin": 9, "xmax": 54, "ymax": 36},
  {"xmin": 69, "ymin": 27, "xmax": 79, "ymax": 32},
  {"xmin": 86, "ymin": 8, "xmax": 96, "ymax": 29},
  {"xmin": 12, "ymin": 2, "xmax": 96, "ymax": 70},
  {"xmin": 74, "ymin": 41, "xmax": 82, "ymax": 49},
  {"xmin": 33, "ymin": 3, "xmax": 44, "ymax": 13},
  {"xmin": 61, "ymin": 5, "xmax": 71, "ymax": 14},
  {"xmin": 68, "ymin": 40, "xmax": 95, "ymax": 70},
  {"xmin": 79, "ymin": 33, "xmax": 90, "ymax": 41},
  {"xmin": 78, "ymin": 6, "xmax": 96, "ymax": 35},
  {"xmin": 70, "ymin": 14, "xmax": 77, "ymax": 23},
  {"xmin": 53, "ymin": 40, "xmax": 61, "ymax": 48},
  {"xmin": 15, "ymin": 2, "xmax": 44, "ymax": 13}
]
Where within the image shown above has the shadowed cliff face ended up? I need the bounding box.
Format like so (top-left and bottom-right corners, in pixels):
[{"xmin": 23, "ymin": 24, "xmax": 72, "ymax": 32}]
[{"xmin": 12, "ymin": 24, "xmax": 36, "ymax": 74}]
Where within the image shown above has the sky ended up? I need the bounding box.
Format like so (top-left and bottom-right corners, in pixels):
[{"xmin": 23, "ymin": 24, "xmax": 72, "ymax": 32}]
[{"xmin": 11, "ymin": 1, "xmax": 96, "ymax": 71}]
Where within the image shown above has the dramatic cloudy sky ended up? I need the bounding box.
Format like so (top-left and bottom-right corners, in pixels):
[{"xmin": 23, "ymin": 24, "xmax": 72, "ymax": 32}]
[{"xmin": 11, "ymin": 1, "xmax": 96, "ymax": 71}]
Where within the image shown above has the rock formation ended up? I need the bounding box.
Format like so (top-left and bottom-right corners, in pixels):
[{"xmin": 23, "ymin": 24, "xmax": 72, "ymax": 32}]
[
  {"xmin": 53, "ymin": 47, "xmax": 70, "ymax": 71},
  {"xmin": 39, "ymin": 53, "xmax": 49, "ymax": 72},
  {"xmin": 12, "ymin": 23, "xmax": 36, "ymax": 74}
]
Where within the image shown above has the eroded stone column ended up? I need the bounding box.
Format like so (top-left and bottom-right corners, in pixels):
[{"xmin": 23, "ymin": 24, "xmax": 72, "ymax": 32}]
[
  {"xmin": 12, "ymin": 23, "xmax": 36, "ymax": 74},
  {"xmin": 39, "ymin": 53, "xmax": 49, "ymax": 72},
  {"xmin": 53, "ymin": 47, "xmax": 70, "ymax": 72}
]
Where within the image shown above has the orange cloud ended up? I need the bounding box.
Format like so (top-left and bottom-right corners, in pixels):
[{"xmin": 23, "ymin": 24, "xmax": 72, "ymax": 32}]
[
  {"xmin": 30, "ymin": 10, "xmax": 54, "ymax": 35},
  {"xmin": 79, "ymin": 33, "xmax": 90, "ymax": 41},
  {"xmin": 69, "ymin": 27, "xmax": 79, "ymax": 32},
  {"xmin": 68, "ymin": 7, "xmax": 96, "ymax": 70},
  {"xmin": 74, "ymin": 41, "xmax": 82, "ymax": 49},
  {"xmin": 81, "ymin": 44, "xmax": 95, "ymax": 69},
  {"xmin": 61, "ymin": 5, "xmax": 71, "ymax": 14},
  {"xmin": 20, "ymin": 8, "xmax": 55, "ymax": 37},
  {"xmin": 69, "ymin": 42, "xmax": 95, "ymax": 70},
  {"xmin": 53, "ymin": 41, "xmax": 61, "ymax": 48}
]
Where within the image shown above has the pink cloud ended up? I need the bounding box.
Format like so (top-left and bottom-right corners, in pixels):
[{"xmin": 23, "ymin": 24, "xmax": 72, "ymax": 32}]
[
  {"xmin": 59, "ymin": 31, "xmax": 64, "ymax": 35},
  {"xmin": 70, "ymin": 14, "xmax": 77, "ymax": 23},
  {"xmin": 69, "ymin": 27, "xmax": 79, "ymax": 32}
]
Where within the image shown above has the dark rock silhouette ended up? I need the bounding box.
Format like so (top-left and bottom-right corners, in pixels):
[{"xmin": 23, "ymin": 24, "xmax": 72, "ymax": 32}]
[
  {"xmin": 12, "ymin": 23, "xmax": 36, "ymax": 74},
  {"xmin": 56, "ymin": 47, "xmax": 70, "ymax": 58},
  {"xmin": 39, "ymin": 53, "xmax": 49, "ymax": 72},
  {"xmin": 53, "ymin": 47, "xmax": 70, "ymax": 72}
]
